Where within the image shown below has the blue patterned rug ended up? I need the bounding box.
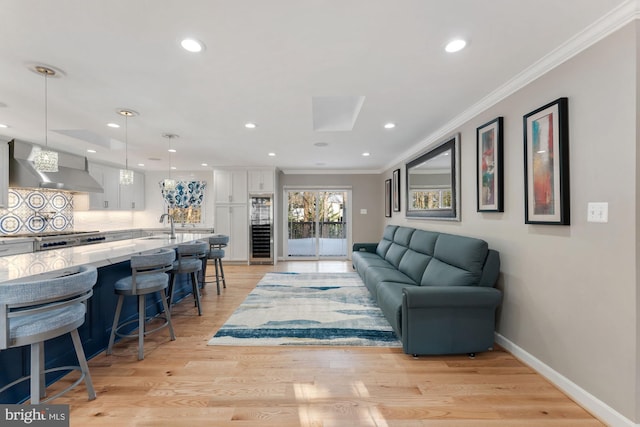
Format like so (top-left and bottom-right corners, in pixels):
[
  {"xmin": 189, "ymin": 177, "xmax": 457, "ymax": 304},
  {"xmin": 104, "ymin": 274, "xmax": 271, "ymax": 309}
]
[{"xmin": 208, "ymin": 272, "xmax": 401, "ymax": 347}]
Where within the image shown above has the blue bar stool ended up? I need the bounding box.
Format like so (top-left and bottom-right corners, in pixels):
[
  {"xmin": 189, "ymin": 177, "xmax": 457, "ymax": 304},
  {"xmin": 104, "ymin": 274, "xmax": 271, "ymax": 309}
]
[
  {"xmin": 168, "ymin": 241, "xmax": 209, "ymax": 316},
  {"xmin": 203, "ymin": 235, "xmax": 229, "ymax": 295},
  {"xmin": 0, "ymin": 265, "xmax": 98, "ymax": 403},
  {"xmin": 107, "ymin": 248, "xmax": 176, "ymax": 361}
]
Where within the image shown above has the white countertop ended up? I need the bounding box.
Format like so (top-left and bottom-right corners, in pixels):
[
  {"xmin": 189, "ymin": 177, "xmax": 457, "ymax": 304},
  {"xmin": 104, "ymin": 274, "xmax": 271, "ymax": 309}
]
[{"xmin": 0, "ymin": 232, "xmax": 215, "ymax": 284}]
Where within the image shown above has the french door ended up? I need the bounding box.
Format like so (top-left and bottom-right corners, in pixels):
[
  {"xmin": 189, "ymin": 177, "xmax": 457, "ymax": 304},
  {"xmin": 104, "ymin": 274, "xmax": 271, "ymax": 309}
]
[{"xmin": 285, "ymin": 189, "xmax": 351, "ymax": 259}]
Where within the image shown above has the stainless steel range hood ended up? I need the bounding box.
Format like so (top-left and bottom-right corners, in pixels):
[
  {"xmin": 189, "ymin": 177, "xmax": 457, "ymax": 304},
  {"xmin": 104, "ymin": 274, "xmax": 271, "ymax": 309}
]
[{"xmin": 8, "ymin": 139, "xmax": 104, "ymax": 193}]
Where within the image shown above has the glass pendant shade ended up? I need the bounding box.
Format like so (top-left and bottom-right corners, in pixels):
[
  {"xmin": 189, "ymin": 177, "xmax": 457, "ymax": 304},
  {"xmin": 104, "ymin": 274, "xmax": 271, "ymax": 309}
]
[
  {"xmin": 120, "ymin": 168, "xmax": 134, "ymax": 185},
  {"xmin": 34, "ymin": 149, "xmax": 58, "ymax": 172},
  {"xmin": 163, "ymin": 178, "xmax": 176, "ymax": 190}
]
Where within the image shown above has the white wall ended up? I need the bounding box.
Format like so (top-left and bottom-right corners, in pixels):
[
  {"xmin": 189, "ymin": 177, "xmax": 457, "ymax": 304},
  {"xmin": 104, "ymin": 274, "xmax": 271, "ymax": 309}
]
[{"xmin": 385, "ymin": 22, "xmax": 638, "ymax": 423}]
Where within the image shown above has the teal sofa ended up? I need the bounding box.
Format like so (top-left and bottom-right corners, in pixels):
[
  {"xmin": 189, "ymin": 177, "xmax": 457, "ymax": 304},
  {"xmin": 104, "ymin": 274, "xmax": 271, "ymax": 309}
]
[{"xmin": 352, "ymin": 225, "xmax": 501, "ymax": 356}]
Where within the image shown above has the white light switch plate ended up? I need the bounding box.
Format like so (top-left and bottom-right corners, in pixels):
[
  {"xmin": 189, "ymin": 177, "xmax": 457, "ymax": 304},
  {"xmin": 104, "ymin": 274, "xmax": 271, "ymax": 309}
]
[
  {"xmin": 587, "ymin": 202, "xmax": 608, "ymax": 223},
  {"xmin": 360, "ymin": 209, "xmax": 367, "ymax": 215}
]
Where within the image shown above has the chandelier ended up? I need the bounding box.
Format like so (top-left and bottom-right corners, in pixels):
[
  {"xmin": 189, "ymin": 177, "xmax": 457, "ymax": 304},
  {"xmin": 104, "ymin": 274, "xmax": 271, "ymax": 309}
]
[{"xmin": 33, "ymin": 66, "xmax": 58, "ymax": 172}]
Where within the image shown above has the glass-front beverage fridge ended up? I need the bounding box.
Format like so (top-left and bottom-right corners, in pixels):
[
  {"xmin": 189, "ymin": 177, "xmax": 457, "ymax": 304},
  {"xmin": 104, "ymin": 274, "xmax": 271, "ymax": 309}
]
[{"xmin": 249, "ymin": 194, "xmax": 273, "ymax": 264}]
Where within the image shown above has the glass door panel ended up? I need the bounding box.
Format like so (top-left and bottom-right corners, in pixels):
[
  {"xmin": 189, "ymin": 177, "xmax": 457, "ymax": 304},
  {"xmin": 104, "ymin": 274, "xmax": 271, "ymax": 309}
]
[{"xmin": 286, "ymin": 190, "xmax": 348, "ymax": 259}]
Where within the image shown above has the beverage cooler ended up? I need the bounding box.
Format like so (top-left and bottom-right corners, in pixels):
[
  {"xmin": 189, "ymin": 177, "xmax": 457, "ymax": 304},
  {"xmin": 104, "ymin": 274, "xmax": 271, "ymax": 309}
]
[{"xmin": 249, "ymin": 194, "xmax": 274, "ymax": 264}]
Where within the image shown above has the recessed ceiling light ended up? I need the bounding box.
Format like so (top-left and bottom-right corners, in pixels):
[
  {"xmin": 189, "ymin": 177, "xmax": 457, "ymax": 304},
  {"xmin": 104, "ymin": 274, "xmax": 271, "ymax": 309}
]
[
  {"xmin": 170, "ymin": 166, "xmax": 177, "ymax": 170},
  {"xmin": 0, "ymin": 123, "xmax": 8, "ymax": 128},
  {"xmin": 107, "ymin": 123, "xmax": 120, "ymax": 128},
  {"xmin": 168, "ymin": 148, "xmax": 177, "ymax": 153},
  {"xmin": 181, "ymin": 38, "xmax": 204, "ymax": 53},
  {"xmin": 445, "ymin": 39, "xmax": 467, "ymax": 53},
  {"xmin": 268, "ymin": 152, "xmax": 276, "ymax": 157},
  {"xmin": 86, "ymin": 149, "xmax": 97, "ymax": 154},
  {"xmin": 201, "ymin": 163, "xmax": 208, "ymax": 167},
  {"xmin": 384, "ymin": 123, "xmax": 396, "ymax": 129},
  {"xmin": 138, "ymin": 163, "xmax": 145, "ymax": 167},
  {"xmin": 244, "ymin": 122, "xmax": 257, "ymax": 129},
  {"xmin": 362, "ymin": 152, "xmax": 370, "ymax": 157}
]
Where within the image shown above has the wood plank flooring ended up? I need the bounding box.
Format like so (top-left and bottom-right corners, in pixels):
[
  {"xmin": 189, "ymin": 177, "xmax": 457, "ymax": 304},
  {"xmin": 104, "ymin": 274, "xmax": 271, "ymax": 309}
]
[{"xmin": 50, "ymin": 261, "xmax": 604, "ymax": 426}]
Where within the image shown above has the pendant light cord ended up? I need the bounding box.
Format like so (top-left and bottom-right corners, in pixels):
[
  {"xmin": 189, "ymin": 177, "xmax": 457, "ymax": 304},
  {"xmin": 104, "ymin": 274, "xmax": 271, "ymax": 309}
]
[
  {"xmin": 125, "ymin": 114, "xmax": 129, "ymax": 170},
  {"xmin": 44, "ymin": 73, "xmax": 48, "ymax": 148}
]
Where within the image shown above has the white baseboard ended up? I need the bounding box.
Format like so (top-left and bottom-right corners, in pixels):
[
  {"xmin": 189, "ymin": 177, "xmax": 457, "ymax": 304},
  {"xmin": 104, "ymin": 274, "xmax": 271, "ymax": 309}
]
[{"xmin": 494, "ymin": 333, "xmax": 637, "ymax": 427}]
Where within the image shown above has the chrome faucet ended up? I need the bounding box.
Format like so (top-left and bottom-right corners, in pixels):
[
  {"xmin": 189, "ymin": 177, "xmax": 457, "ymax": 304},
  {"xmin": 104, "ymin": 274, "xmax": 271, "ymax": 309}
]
[{"xmin": 159, "ymin": 213, "xmax": 176, "ymax": 239}]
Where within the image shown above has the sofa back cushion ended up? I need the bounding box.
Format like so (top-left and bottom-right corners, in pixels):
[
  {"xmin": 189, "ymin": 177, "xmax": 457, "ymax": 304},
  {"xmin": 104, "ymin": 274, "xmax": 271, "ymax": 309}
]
[
  {"xmin": 374, "ymin": 225, "xmax": 492, "ymax": 288},
  {"xmin": 420, "ymin": 234, "xmax": 488, "ymax": 286},
  {"xmin": 376, "ymin": 225, "xmax": 398, "ymax": 258}
]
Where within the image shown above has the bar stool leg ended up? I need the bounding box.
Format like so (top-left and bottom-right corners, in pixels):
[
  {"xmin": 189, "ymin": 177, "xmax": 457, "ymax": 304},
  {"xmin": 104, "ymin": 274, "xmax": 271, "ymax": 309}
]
[
  {"xmin": 219, "ymin": 259, "xmax": 226, "ymax": 289},
  {"xmin": 191, "ymin": 272, "xmax": 202, "ymax": 316},
  {"xmin": 214, "ymin": 259, "xmax": 221, "ymax": 295},
  {"xmin": 71, "ymin": 329, "xmax": 96, "ymax": 400},
  {"xmin": 159, "ymin": 289, "xmax": 176, "ymax": 340},
  {"xmin": 107, "ymin": 295, "xmax": 124, "ymax": 355},
  {"xmin": 30, "ymin": 342, "xmax": 44, "ymax": 404}
]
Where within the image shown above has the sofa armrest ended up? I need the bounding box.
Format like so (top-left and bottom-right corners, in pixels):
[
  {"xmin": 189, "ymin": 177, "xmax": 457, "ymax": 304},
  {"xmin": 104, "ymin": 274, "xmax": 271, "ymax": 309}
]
[
  {"xmin": 352, "ymin": 243, "xmax": 378, "ymax": 253},
  {"xmin": 403, "ymin": 286, "xmax": 502, "ymax": 309}
]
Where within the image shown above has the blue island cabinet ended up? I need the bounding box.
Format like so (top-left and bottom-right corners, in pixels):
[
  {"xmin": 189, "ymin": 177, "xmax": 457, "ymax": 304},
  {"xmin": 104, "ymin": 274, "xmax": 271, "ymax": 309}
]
[{"xmin": 0, "ymin": 258, "xmax": 195, "ymax": 403}]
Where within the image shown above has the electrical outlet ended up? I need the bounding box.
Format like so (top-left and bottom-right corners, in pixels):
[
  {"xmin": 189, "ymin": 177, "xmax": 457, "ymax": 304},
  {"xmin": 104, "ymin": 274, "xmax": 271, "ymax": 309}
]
[{"xmin": 587, "ymin": 202, "xmax": 608, "ymax": 223}]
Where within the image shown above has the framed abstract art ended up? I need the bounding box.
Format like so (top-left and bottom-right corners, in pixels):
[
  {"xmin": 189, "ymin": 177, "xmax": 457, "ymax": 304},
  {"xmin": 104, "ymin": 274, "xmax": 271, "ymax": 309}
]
[
  {"xmin": 523, "ymin": 97, "xmax": 570, "ymax": 225},
  {"xmin": 476, "ymin": 117, "xmax": 504, "ymax": 212}
]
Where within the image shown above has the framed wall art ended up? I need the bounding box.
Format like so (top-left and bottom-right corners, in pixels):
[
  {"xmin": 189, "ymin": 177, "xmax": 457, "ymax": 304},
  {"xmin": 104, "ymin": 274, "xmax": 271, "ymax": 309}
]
[
  {"xmin": 392, "ymin": 169, "xmax": 401, "ymax": 212},
  {"xmin": 384, "ymin": 178, "xmax": 392, "ymax": 217},
  {"xmin": 523, "ymin": 97, "xmax": 570, "ymax": 225},
  {"xmin": 477, "ymin": 117, "xmax": 504, "ymax": 212}
]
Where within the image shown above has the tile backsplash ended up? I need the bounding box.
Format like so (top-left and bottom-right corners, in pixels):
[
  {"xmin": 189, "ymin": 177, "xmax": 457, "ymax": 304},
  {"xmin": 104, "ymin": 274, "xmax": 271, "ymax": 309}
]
[{"xmin": 0, "ymin": 188, "xmax": 74, "ymax": 235}]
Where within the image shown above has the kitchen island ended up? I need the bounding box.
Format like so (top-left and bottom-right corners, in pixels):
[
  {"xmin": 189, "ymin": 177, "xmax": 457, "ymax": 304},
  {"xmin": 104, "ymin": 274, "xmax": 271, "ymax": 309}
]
[{"xmin": 0, "ymin": 232, "xmax": 215, "ymax": 404}]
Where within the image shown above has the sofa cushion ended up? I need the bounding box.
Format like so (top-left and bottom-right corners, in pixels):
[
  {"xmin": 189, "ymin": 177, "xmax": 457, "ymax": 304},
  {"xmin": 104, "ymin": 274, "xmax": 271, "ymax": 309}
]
[
  {"xmin": 420, "ymin": 258, "xmax": 479, "ymax": 287},
  {"xmin": 433, "ymin": 233, "xmax": 488, "ymax": 275},
  {"xmin": 385, "ymin": 243, "xmax": 408, "ymax": 268},
  {"xmin": 376, "ymin": 239, "xmax": 393, "ymax": 259},
  {"xmin": 398, "ymin": 250, "xmax": 432, "ymax": 284},
  {"xmin": 393, "ymin": 227, "xmax": 415, "ymax": 246},
  {"xmin": 409, "ymin": 229, "xmax": 438, "ymax": 256}
]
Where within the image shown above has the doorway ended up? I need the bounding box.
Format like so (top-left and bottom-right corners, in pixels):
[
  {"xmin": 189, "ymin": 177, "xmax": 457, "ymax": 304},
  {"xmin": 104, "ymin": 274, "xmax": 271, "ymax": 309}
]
[{"xmin": 285, "ymin": 189, "xmax": 351, "ymax": 259}]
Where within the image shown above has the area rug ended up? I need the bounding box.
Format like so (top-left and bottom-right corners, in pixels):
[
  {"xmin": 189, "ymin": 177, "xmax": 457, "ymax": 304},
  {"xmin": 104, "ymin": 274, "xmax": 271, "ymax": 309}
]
[{"xmin": 207, "ymin": 272, "xmax": 401, "ymax": 347}]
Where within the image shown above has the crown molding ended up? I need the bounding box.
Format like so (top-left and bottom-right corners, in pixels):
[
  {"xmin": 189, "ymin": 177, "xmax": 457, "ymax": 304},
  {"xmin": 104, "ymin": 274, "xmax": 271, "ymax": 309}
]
[
  {"xmin": 281, "ymin": 168, "xmax": 383, "ymax": 175},
  {"xmin": 386, "ymin": 0, "xmax": 640, "ymax": 172}
]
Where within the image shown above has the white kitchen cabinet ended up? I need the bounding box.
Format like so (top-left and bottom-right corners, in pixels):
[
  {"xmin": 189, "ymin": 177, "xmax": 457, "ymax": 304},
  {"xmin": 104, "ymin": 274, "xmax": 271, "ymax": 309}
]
[
  {"xmin": 0, "ymin": 141, "xmax": 8, "ymax": 208},
  {"xmin": 214, "ymin": 204, "xmax": 248, "ymax": 262},
  {"xmin": 248, "ymin": 169, "xmax": 274, "ymax": 193},
  {"xmin": 214, "ymin": 169, "xmax": 247, "ymax": 204},
  {"xmin": 88, "ymin": 163, "xmax": 120, "ymax": 210},
  {"xmin": 88, "ymin": 163, "xmax": 145, "ymax": 210},
  {"xmin": 119, "ymin": 170, "xmax": 145, "ymax": 210}
]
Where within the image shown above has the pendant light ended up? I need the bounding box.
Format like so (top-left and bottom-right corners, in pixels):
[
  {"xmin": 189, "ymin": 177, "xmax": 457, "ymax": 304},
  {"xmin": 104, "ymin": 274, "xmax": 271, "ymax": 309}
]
[
  {"xmin": 117, "ymin": 109, "xmax": 137, "ymax": 185},
  {"xmin": 33, "ymin": 66, "xmax": 58, "ymax": 172},
  {"xmin": 162, "ymin": 133, "xmax": 178, "ymax": 190}
]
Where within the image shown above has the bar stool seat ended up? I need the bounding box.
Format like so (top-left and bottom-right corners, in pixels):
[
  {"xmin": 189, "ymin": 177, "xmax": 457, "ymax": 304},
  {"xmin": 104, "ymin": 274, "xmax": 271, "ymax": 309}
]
[
  {"xmin": 0, "ymin": 265, "xmax": 98, "ymax": 404},
  {"xmin": 204, "ymin": 235, "xmax": 229, "ymax": 295},
  {"xmin": 107, "ymin": 248, "xmax": 176, "ymax": 361},
  {"xmin": 168, "ymin": 241, "xmax": 209, "ymax": 316}
]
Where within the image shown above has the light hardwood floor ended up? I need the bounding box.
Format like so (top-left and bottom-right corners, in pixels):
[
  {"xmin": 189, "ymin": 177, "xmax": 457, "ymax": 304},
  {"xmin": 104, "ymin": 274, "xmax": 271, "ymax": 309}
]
[{"xmin": 51, "ymin": 261, "xmax": 604, "ymax": 426}]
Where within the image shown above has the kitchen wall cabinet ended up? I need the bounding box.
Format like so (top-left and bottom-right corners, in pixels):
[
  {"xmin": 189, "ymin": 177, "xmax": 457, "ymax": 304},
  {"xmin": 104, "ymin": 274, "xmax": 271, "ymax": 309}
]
[
  {"xmin": 214, "ymin": 204, "xmax": 248, "ymax": 261},
  {"xmin": 119, "ymin": 171, "xmax": 145, "ymax": 210},
  {"xmin": 248, "ymin": 169, "xmax": 275, "ymax": 193},
  {"xmin": 0, "ymin": 141, "xmax": 8, "ymax": 208},
  {"xmin": 88, "ymin": 163, "xmax": 145, "ymax": 210},
  {"xmin": 214, "ymin": 169, "xmax": 247, "ymax": 204}
]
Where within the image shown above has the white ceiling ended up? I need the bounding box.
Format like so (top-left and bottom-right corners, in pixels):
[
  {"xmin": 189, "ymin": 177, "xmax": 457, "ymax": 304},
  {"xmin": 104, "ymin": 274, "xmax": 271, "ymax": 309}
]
[{"xmin": 0, "ymin": 0, "xmax": 627, "ymax": 173}]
